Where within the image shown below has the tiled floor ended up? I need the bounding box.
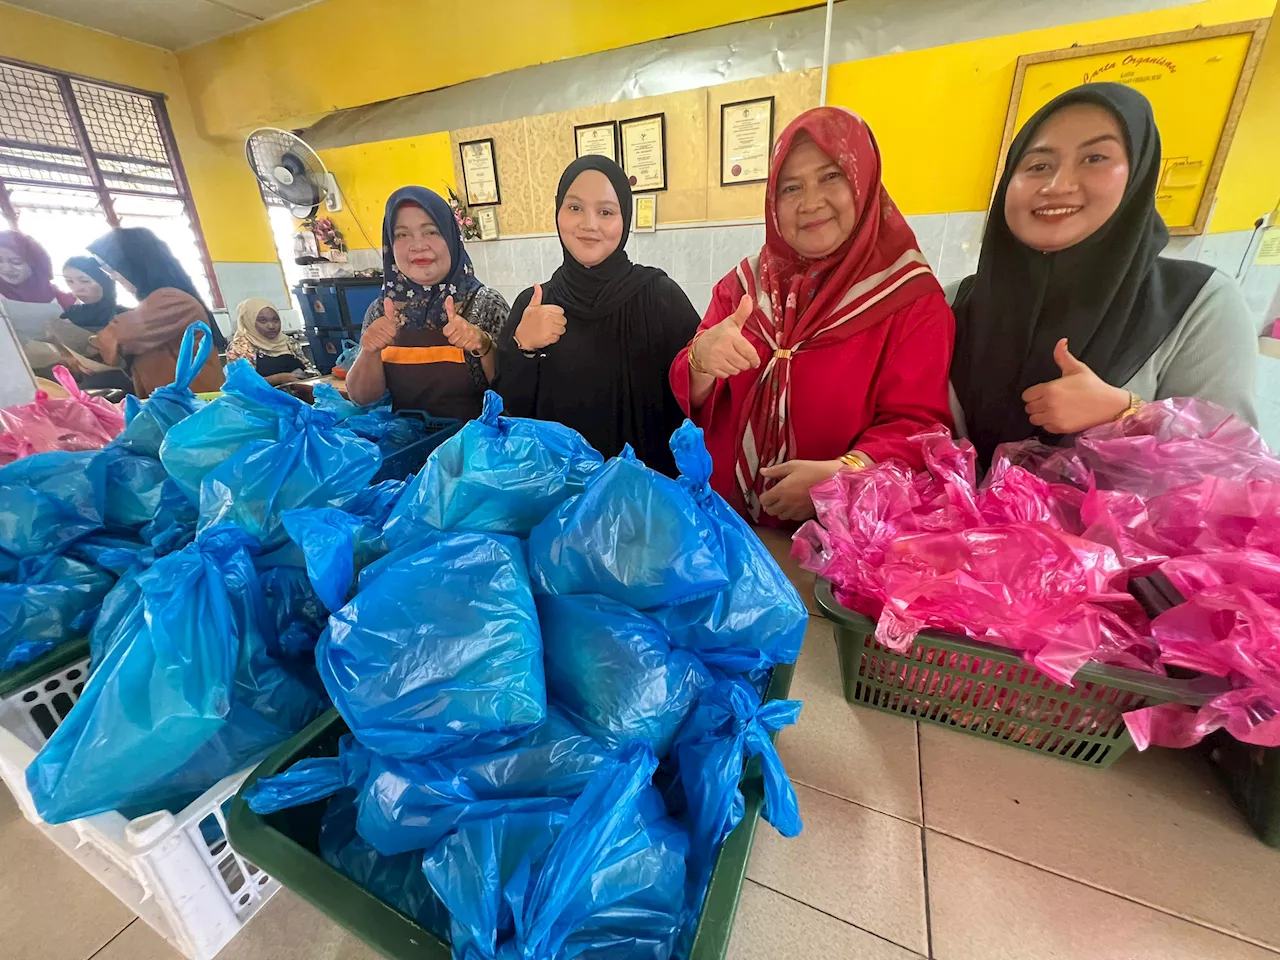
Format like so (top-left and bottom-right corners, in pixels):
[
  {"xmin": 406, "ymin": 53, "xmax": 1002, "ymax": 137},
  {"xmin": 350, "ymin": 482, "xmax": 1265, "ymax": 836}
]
[{"xmin": 5, "ymin": 528, "xmax": 1280, "ymax": 959}]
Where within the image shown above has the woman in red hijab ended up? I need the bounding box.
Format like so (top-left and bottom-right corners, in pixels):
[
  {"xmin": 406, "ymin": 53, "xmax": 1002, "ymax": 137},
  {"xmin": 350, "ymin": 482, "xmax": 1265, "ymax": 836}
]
[{"xmin": 670, "ymin": 107, "xmax": 955, "ymax": 525}]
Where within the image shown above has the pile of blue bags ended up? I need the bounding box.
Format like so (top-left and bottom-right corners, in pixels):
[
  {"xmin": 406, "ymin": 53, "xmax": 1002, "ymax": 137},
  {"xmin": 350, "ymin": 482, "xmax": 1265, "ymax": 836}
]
[
  {"xmin": 4, "ymin": 331, "xmax": 808, "ymax": 955},
  {"xmin": 246, "ymin": 392, "xmax": 808, "ymax": 959}
]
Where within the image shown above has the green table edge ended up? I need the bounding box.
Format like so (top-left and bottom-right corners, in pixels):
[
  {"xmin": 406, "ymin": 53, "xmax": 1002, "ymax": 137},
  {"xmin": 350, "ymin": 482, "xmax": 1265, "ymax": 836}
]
[{"xmin": 228, "ymin": 660, "xmax": 796, "ymax": 960}]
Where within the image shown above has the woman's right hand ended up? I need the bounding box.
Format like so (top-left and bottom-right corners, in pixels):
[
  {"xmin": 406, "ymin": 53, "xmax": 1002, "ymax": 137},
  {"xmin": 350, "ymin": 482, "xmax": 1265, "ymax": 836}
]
[
  {"xmin": 361, "ymin": 298, "xmax": 403, "ymax": 352},
  {"xmin": 513, "ymin": 284, "xmax": 566, "ymax": 352},
  {"xmin": 691, "ymin": 295, "xmax": 761, "ymax": 378}
]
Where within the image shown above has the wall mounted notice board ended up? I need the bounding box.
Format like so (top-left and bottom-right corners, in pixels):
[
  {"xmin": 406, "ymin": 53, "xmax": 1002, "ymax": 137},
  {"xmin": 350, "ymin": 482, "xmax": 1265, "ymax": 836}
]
[{"xmin": 998, "ymin": 21, "xmax": 1268, "ymax": 235}]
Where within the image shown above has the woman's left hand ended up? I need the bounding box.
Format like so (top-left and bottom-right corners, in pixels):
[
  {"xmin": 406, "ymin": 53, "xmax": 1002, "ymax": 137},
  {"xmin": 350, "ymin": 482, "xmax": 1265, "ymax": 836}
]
[
  {"xmin": 442, "ymin": 296, "xmax": 489, "ymax": 355},
  {"xmin": 1021, "ymin": 338, "xmax": 1130, "ymax": 434},
  {"xmin": 758, "ymin": 459, "xmax": 844, "ymax": 522}
]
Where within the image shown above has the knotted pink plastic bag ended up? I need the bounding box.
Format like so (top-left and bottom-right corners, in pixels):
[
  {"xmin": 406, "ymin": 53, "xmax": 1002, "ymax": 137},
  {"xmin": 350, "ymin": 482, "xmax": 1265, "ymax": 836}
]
[{"xmin": 0, "ymin": 366, "xmax": 123, "ymax": 464}]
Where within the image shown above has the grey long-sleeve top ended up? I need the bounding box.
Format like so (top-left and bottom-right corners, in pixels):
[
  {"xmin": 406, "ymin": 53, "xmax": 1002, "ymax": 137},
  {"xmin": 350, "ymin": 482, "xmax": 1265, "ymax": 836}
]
[{"xmin": 945, "ymin": 268, "xmax": 1258, "ymax": 433}]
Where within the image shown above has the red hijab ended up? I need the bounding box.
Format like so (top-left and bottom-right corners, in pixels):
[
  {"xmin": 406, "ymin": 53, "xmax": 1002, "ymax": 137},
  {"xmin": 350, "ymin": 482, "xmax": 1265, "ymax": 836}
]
[
  {"xmin": 733, "ymin": 107, "xmax": 939, "ymax": 517},
  {"xmin": 0, "ymin": 231, "xmax": 75, "ymax": 308}
]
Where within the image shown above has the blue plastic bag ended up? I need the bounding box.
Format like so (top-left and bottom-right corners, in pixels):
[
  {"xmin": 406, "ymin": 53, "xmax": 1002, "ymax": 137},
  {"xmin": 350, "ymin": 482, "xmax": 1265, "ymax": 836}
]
[
  {"xmin": 538, "ymin": 593, "xmax": 712, "ymax": 758},
  {"xmin": 670, "ymin": 680, "xmax": 802, "ymax": 911},
  {"xmin": 113, "ymin": 321, "xmax": 211, "ymax": 458},
  {"xmin": 313, "ymin": 384, "xmax": 426, "ymax": 453},
  {"xmin": 27, "ymin": 526, "xmax": 326, "ymax": 823},
  {"xmin": 0, "ymin": 450, "xmax": 106, "ymax": 558},
  {"xmin": 649, "ymin": 422, "xmax": 808, "ymax": 674},
  {"xmin": 423, "ymin": 741, "xmax": 686, "ymax": 960},
  {"xmin": 332, "ymin": 338, "xmax": 360, "ymax": 374},
  {"xmin": 255, "ymin": 550, "xmax": 327, "ymax": 660},
  {"xmin": 383, "ymin": 391, "xmax": 603, "ymax": 542},
  {"xmin": 281, "ymin": 482, "xmax": 401, "ymax": 612},
  {"xmin": 161, "ymin": 361, "xmax": 382, "ymax": 548},
  {"xmin": 98, "ymin": 447, "xmax": 197, "ymax": 554},
  {"xmin": 246, "ymin": 708, "xmax": 610, "ymax": 857},
  {"xmin": 0, "ymin": 554, "xmax": 114, "ymax": 669},
  {"xmin": 528, "ymin": 447, "xmax": 729, "ymax": 611},
  {"xmin": 317, "ymin": 791, "xmax": 452, "ymax": 941},
  {"xmin": 317, "ymin": 531, "xmax": 546, "ymax": 760}
]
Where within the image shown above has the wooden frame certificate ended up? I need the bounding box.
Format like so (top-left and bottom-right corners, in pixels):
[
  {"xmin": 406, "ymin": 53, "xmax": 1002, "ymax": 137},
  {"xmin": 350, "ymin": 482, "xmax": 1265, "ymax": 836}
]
[
  {"xmin": 574, "ymin": 121, "xmax": 618, "ymax": 162},
  {"xmin": 619, "ymin": 113, "xmax": 667, "ymax": 192},
  {"xmin": 459, "ymin": 138, "xmax": 500, "ymax": 206},
  {"xmin": 720, "ymin": 96, "xmax": 774, "ymax": 186}
]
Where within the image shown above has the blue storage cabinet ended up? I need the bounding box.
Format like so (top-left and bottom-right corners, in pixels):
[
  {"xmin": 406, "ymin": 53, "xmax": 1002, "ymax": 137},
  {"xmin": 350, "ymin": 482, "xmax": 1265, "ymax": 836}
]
[{"xmin": 296, "ymin": 277, "xmax": 382, "ymax": 374}]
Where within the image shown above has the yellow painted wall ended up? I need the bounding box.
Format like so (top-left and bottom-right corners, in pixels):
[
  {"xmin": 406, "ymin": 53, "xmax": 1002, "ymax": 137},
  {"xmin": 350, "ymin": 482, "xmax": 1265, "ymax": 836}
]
[
  {"xmin": 177, "ymin": 0, "xmax": 818, "ymax": 139},
  {"xmin": 1214, "ymin": 15, "xmax": 1280, "ymax": 228},
  {"xmin": 826, "ymin": 0, "xmax": 1276, "ymax": 229},
  {"xmin": 0, "ymin": 3, "xmax": 277, "ymax": 264}
]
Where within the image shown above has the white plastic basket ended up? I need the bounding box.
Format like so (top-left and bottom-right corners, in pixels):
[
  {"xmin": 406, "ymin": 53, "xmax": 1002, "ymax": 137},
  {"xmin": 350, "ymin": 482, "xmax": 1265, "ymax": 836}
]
[{"xmin": 0, "ymin": 656, "xmax": 279, "ymax": 960}]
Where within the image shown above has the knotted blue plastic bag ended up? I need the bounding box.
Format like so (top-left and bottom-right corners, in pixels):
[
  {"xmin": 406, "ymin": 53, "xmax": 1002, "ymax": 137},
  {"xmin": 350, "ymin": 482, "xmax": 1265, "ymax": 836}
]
[
  {"xmin": 538, "ymin": 592, "xmax": 712, "ymax": 758},
  {"xmin": 423, "ymin": 741, "xmax": 686, "ymax": 960},
  {"xmin": 317, "ymin": 791, "xmax": 452, "ymax": 941},
  {"xmin": 527, "ymin": 447, "xmax": 729, "ymax": 610},
  {"xmin": 0, "ymin": 554, "xmax": 114, "ymax": 669},
  {"xmin": 255, "ymin": 547, "xmax": 328, "ymax": 661},
  {"xmin": 670, "ymin": 679, "xmax": 802, "ymax": 914},
  {"xmin": 0, "ymin": 450, "xmax": 106, "ymax": 557},
  {"xmin": 246, "ymin": 708, "xmax": 610, "ymax": 857},
  {"xmin": 317, "ymin": 531, "xmax": 546, "ymax": 760},
  {"xmin": 113, "ymin": 321, "xmax": 211, "ymax": 458},
  {"xmin": 649, "ymin": 422, "xmax": 808, "ymax": 674},
  {"xmin": 313, "ymin": 384, "xmax": 426, "ymax": 453},
  {"xmin": 383, "ymin": 391, "xmax": 603, "ymax": 542},
  {"xmin": 27, "ymin": 526, "xmax": 326, "ymax": 823},
  {"xmin": 281, "ymin": 481, "xmax": 402, "ymax": 612}
]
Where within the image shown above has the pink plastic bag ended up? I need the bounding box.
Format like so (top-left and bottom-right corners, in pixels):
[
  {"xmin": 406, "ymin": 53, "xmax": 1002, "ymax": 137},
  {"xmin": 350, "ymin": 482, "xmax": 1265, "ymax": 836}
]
[
  {"xmin": 0, "ymin": 366, "xmax": 124, "ymax": 464},
  {"xmin": 1125, "ymin": 583, "xmax": 1280, "ymax": 748}
]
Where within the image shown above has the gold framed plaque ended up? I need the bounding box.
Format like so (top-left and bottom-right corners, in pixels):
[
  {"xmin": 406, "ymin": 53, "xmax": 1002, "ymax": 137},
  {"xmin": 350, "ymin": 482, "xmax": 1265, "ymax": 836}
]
[
  {"xmin": 619, "ymin": 113, "xmax": 667, "ymax": 193},
  {"xmin": 459, "ymin": 137, "xmax": 500, "ymax": 207}
]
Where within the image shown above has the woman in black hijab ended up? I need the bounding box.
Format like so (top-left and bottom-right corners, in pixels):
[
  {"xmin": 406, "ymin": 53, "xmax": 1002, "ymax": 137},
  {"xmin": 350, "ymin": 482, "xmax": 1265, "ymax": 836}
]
[
  {"xmin": 495, "ymin": 156, "xmax": 700, "ymax": 475},
  {"xmin": 61, "ymin": 256, "xmax": 125, "ymax": 332},
  {"xmin": 951, "ymin": 82, "xmax": 1257, "ymax": 466}
]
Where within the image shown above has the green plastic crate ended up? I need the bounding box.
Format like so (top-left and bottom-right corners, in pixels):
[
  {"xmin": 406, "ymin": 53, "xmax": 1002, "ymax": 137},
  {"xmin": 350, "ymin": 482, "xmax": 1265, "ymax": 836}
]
[
  {"xmin": 815, "ymin": 578, "xmax": 1216, "ymax": 768},
  {"xmin": 0, "ymin": 638, "xmax": 91, "ymax": 699},
  {"xmin": 227, "ymin": 663, "xmax": 795, "ymax": 960}
]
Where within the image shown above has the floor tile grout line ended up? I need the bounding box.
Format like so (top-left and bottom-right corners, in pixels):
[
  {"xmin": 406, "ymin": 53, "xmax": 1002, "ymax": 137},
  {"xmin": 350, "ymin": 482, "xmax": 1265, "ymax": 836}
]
[
  {"xmin": 916, "ymin": 722, "xmax": 936, "ymax": 960},
  {"xmin": 86, "ymin": 918, "xmax": 136, "ymax": 959},
  {"xmin": 786, "ymin": 777, "xmax": 925, "ymax": 829},
  {"xmin": 747, "ymin": 877, "xmax": 928, "ymax": 958},
  {"xmin": 923, "ymin": 826, "xmax": 1280, "ymax": 957}
]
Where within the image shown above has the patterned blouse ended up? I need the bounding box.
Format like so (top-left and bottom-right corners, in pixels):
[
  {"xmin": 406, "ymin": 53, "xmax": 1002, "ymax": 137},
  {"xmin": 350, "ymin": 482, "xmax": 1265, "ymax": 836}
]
[
  {"xmin": 225, "ymin": 332, "xmax": 318, "ymax": 374},
  {"xmin": 361, "ymin": 284, "xmax": 510, "ymax": 389}
]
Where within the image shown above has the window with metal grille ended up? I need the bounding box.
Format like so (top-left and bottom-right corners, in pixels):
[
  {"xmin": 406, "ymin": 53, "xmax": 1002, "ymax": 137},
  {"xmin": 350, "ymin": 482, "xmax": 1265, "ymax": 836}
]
[{"xmin": 0, "ymin": 58, "xmax": 220, "ymax": 307}]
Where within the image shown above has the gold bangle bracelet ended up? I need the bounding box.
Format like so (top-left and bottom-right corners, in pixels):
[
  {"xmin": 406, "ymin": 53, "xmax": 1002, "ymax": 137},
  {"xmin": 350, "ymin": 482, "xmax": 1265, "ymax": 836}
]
[
  {"xmin": 1116, "ymin": 391, "xmax": 1143, "ymax": 420},
  {"xmin": 839, "ymin": 452, "xmax": 868, "ymax": 470},
  {"xmin": 687, "ymin": 332, "xmax": 708, "ymax": 375}
]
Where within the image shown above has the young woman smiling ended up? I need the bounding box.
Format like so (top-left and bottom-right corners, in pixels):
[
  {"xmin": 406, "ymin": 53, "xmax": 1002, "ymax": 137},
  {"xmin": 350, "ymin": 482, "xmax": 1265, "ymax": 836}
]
[
  {"xmin": 494, "ymin": 156, "xmax": 700, "ymax": 476},
  {"xmin": 347, "ymin": 186, "xmax": 508, "ymax": 418},
  {"xmin": 670, "ymin": 107, "xmax": 955, "ymax": 525},
  {"xmin": 950, "ymin": 83, "xmax": 1258, "ymax": 466}
]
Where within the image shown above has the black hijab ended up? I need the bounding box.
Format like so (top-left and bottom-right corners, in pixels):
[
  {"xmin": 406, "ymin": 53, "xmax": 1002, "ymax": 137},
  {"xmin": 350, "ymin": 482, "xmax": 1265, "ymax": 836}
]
[
  {"xmin": 61, "ymin": 256, "xmax": 124, "ymax": 331},
  {"xmin": 89, "ymin": 227, "xmax": 227, "ymax": 350},
  {"xmin": 541, "ymin": 156, "xmax": 663, "ymax": 318},
  {"xmin": 951, "ymin": 82, "xmax": 1213, "ymax": 465}
]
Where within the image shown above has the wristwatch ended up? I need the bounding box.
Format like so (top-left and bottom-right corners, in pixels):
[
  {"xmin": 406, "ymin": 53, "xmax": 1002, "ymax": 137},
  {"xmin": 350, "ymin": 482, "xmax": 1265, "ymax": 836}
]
[{"xmin": 512, "ymin": 332, "xmax": 543, "ymax": 359}]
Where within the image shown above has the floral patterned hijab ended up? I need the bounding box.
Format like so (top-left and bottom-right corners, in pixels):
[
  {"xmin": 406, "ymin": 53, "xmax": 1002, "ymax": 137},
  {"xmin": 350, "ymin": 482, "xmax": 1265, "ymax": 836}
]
[{"xmin": 380, "ymin": 186, "xmax": 482, "ymax": 329}]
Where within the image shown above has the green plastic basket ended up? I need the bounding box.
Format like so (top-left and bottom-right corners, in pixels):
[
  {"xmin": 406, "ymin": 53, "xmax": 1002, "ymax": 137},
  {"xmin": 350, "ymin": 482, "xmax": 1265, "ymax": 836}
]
[
  {"xmin": 815, "ymin": 579, "xmax": 1216, "ymax": 768},
  {"xmin": 0, "ymin": 638, "xmax": 91, "ymax": 699},
  {"xmin": 227, "ymin": 663, "xmax": 795, "ymax": 960}
]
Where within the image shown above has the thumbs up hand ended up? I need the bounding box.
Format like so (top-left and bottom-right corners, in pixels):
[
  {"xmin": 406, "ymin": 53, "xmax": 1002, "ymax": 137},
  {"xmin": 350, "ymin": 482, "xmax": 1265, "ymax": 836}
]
[
  {"xmin": 690, "ymin": 295, "xmax": 762, "ymax": 379},
  {"xmin": 1021, "ymin": 338, "xmax": 1132, "ymax": 434},
  {"xmin": 442, "ymin": 296, "xmax": 490, "ymax": 355},
  {"xmin": 513, "ymin": 283, "xmax": 567, "ymax": 353}
]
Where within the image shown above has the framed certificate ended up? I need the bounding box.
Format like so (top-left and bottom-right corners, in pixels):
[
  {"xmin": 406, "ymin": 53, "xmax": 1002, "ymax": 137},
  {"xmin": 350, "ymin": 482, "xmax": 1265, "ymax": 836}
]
[
  {"xmin": 477, "ymin": 207, "xmax": 499, "ymax": 241},
  {"xmin": 619, "ymin": 113, "xmax": 667, "ymax": 193},
  {"xmin": 459, "ymin": 138, "xmax": 500, "ymax": 206},
  {"xmin": 574, "ymin": 121, "xmax": 618, "ymax": 162},
  {"xmin": 720, "ymin": 96, "xmax": 775, "ymax": 186},
  {"xmin": 632, "ymin": 194, "xmax": 657, "ymax": 233}
]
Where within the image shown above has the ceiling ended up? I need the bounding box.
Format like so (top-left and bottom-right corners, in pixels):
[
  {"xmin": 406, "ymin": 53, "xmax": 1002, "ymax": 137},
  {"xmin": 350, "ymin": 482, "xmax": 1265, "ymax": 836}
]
[{"xmin": 2, "ymin": 0, "xmax": 318, "ymax": 51}]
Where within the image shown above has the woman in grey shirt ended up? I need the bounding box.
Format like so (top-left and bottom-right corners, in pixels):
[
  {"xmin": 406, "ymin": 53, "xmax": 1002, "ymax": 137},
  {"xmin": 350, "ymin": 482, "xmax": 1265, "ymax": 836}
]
[{"xmin": 950, "ymin": 82, "xmax": 1257, "ymax": 466}]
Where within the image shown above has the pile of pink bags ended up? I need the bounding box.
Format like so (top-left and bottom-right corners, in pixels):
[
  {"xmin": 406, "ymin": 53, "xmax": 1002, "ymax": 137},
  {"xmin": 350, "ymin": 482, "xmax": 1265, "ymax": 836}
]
[
  {"xmin": 795, "ymin": 398, "xmax": 1280, "ymax": 749},
  {"xmin": 0, "ymin": 366, "xmax": 123, "ymax": 465}
]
